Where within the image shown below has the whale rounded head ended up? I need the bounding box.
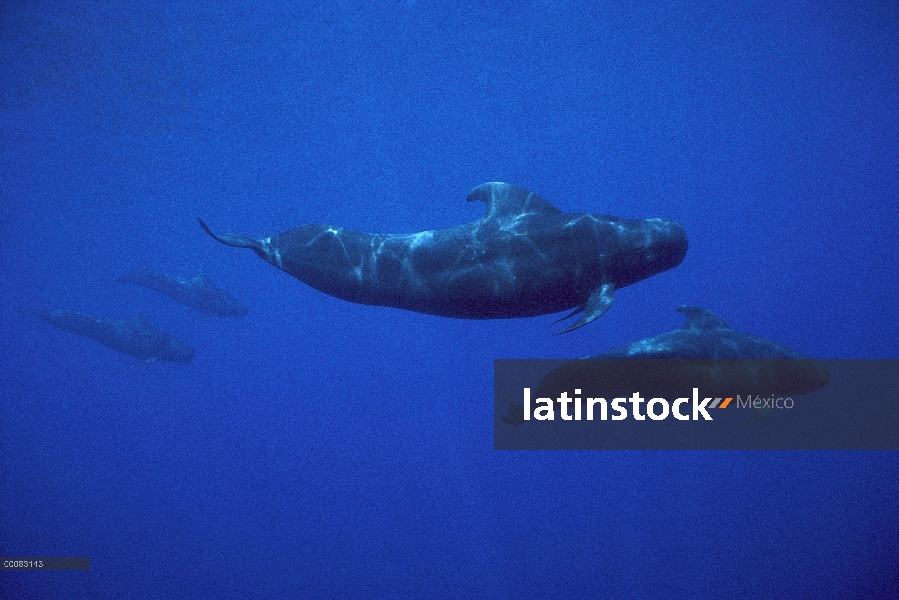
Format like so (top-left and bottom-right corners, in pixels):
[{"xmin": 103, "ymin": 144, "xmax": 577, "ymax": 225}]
[
  {"xmin": 596, "ymin": 216, "xmax": 688, "ymax": 290},
  {"xmin": 166, "ymin": 337, "xmax": 196, "ymax": 363},
  {"xmin": 641, "ymin": 217, "xmax": 688, "ymax": 277},
  {"xmin": 464, "ymin": 182, "xmax": 687, "ymax": 283}
]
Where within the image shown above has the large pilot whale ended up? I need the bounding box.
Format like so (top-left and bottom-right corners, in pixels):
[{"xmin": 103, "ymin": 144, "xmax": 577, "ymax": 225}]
[
  {"xmin": 36, "ymin": 310, "xmax": 195, "ymax": 363},
  {"xmin": 117, "ymin": 269, "xmax": 248, "ymax": 317},
  {"xmin": 199, "ymin": 182, "xmax": 688, "ymax": 332}
]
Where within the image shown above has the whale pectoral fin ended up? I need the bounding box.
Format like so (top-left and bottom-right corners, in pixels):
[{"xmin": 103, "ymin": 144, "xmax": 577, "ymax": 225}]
[
  {"xmin": 127, "ymin": 357, "xmax": 157, "ymax": 367},
  {"xmin": 555, "ymin": 283, "xmax": 615, "ymax": 334},
  {"xmin": 553, "ymin": 305, "xmax": 585, "ymax": 324},
  {"xmin": 501, "ymin": 392, "xmax": 525, "ymax": 426},
  {"xmin": 502, "ymin": 405, "xmax": 525, "ymax": 426}
]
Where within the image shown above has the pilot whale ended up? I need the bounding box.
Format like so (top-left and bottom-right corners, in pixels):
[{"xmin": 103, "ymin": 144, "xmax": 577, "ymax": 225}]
[
  {"xmin": 37, "ymin": 310, "xmax": 195, "ymax": 363},
  {"xmin": 592, "ymin": 306, "xmax": 826, "ymax": 362},
  {"xmin": 199, "ymin": 182, "xmax": 688, "ymax": 332},
  {"xmin": 117, "ymin": 269, "xmax": 248, "ymax": 317},
  {"xmin": 502, "ymin": 306, "xmax": 828, "ymax": 424}
]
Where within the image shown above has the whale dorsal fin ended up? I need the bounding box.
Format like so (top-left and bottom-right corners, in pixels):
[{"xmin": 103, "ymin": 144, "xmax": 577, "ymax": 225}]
[
  {"xmin": 466, "ymin": 182, "xmax": 562, "ymax": 220},
  {"xmin": 676, "ymin": 306, "xmax": 731, "ymax": 330}
]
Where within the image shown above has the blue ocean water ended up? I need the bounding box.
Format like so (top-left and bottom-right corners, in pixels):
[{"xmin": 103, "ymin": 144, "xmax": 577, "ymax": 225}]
[{"xmin": 1, "ymin": 1, "xmax": 897, "ymax": 597}]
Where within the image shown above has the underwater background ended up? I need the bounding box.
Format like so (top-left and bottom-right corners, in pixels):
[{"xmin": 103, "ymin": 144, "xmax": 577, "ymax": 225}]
[{"xmin": 2, "ymin": 1, "xmax": 898, "ymax": 597}]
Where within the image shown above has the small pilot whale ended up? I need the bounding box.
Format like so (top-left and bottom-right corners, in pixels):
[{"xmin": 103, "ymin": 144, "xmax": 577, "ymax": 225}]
[
  {"xmin": 117, "ymin": 269, "xmax": 248, "ymax": 317},
  {"xmin": 37, "ymin": 310, "xmax": 195, "ymax": 363},
  {"xmin": 199, "ymin": 182, "xmax": 688, "ymax": 332}
]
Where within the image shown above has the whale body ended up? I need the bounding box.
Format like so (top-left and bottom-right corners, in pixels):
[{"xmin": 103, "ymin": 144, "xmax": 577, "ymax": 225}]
[
  {"xmin": 502, "ymin": 306, "xmax": 829, "ymax": 425},
  {"xmin": 38, "ymin": 310, "xmax": 195, "ymax": 363},
  {"xmin": 592, "ymin": 306, "xmax": 824, "ymax": 361},
  {"xmin": 200, "ymin": 182, "xmax": 687, "ymax": 332},
  {"xmin": 117, "ymin": 269, "xmax": 248, "ymax": 317}
]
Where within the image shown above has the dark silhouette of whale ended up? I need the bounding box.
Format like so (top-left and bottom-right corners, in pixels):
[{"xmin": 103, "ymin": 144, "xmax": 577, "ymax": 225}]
[
  {"xmin": 502, "ymin": 306, "xmax": 828, "ymax": 424},
  {"xmin": 37, "ymin": 310, "xmax": 195, "ymax": 363},
  {"xmin": 117, "ymin": 269, "xmax": 248, "ymax": 317},
  {"xmin": 592, "ymin": 306, "xmax": 825, "ymax": 362},
  {"xmin": 199, "ymin": 182, "xmax": 688, "ymax": 332}
]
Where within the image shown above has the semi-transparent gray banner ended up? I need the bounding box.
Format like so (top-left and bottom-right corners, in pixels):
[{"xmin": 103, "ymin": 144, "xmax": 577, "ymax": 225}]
[
  {"xmin": 494, "ymin": 359, "xmax": 899, "ymax": 450},
  {"xmin": 1, "ymin": 557, "xmax": 90, "ymax": 570}
]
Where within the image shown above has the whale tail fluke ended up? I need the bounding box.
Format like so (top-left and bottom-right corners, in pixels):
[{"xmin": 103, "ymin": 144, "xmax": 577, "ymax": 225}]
[{"xmin": 198, "ymin": 219, "xmax": 266, "ymax": 255}]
